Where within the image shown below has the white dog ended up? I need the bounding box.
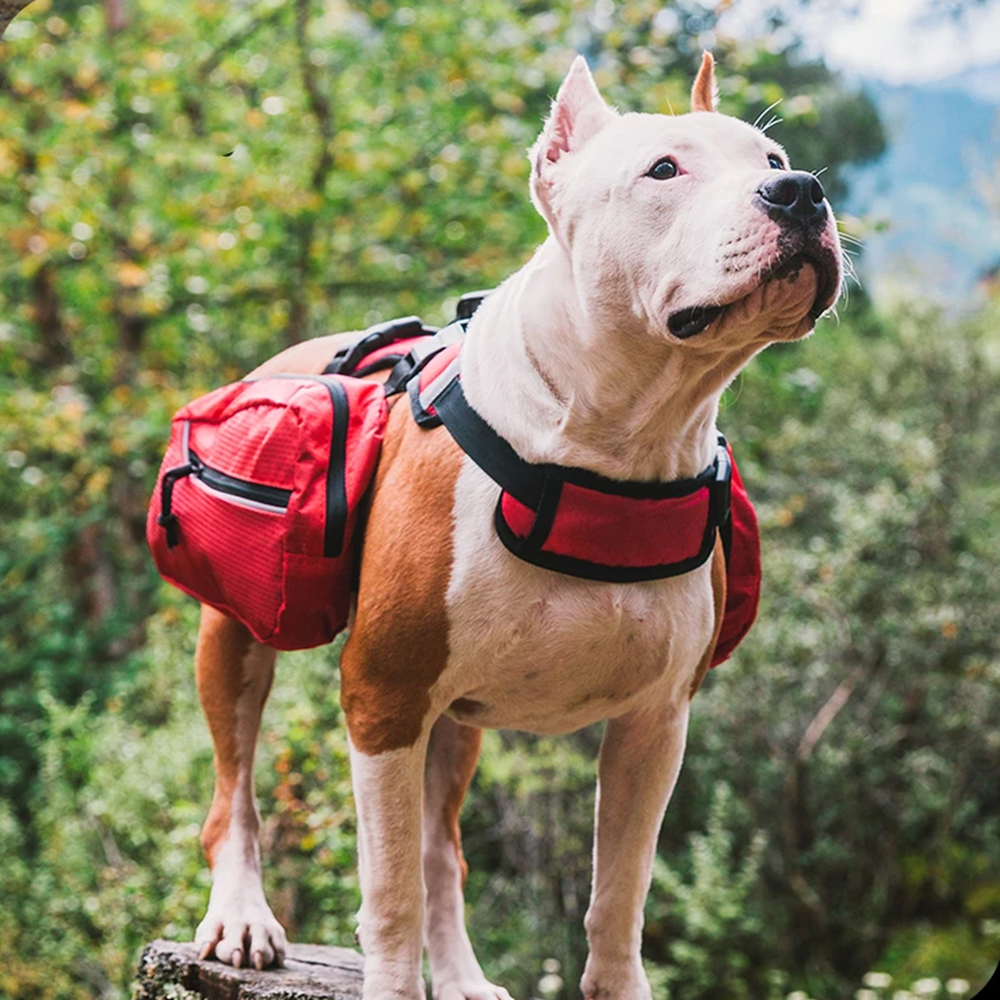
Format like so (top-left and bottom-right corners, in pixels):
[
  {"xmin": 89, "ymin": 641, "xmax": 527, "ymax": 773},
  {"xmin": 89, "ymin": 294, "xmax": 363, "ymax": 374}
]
[{"xmin": 190, "ymin": 53, "xmax": 842, "ymax": 1000}]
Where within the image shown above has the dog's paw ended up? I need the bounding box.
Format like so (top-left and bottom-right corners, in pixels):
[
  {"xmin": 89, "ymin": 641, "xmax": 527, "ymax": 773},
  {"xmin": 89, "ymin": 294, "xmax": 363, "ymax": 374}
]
[
  {"xmin": 435, "ymin": 981, "xmax": 515, "ymax": 1000},
  {"xmin": 581, "ymin": 961, "xmax": 651, "ymax": 1000},
  {"xmin": 194, "ymin": 899, "xmax": 288, "ymax": 970}
]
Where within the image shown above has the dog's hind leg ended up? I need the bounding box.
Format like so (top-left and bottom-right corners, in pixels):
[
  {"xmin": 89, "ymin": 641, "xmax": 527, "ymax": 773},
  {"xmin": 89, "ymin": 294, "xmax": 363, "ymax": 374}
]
[
  {"xmin": 192, "ymin": 604, "xmax": 287, "ymax": 970},
  {"xmin": 423, "ymin": 717, "xmax": 513, "ymax": 1000}
]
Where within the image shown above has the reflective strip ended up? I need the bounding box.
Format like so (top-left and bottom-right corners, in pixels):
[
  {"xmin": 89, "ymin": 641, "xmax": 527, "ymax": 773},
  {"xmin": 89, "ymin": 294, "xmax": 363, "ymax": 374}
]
[{"xmin": 418, "ymin": 354, "xmax": 461, "ymax": 413}]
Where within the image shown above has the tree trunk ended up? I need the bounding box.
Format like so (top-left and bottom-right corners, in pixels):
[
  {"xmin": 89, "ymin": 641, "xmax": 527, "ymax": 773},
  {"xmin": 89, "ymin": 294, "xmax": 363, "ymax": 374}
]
[
  {"xmin": 135, "ymin": 940, "xmax": 364, "ymax": 1000},
  {"xmin": 104, "ymin": 0, "xmax": 128, "ymax": 36}
]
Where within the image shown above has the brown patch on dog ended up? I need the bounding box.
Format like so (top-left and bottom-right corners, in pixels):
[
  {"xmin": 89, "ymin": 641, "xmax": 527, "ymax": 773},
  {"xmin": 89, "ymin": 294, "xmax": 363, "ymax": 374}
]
[
  {"xmin": 195, "ymin": 605, "xmax": 255, "ymax": 866},
  {"xmin": 247, "ymin": 331, "xmax": 362, "ymax": 378},
  {"xmin": 340, "ymin": 400, "xmax": 464, "ymax": 756},
  {"xmin": 688, "ymin": 536, "xmax": 727, "ymax": 699},
  {"xmin": 425, "ymin": 716, "xmax": 483, "ymax": 886}
]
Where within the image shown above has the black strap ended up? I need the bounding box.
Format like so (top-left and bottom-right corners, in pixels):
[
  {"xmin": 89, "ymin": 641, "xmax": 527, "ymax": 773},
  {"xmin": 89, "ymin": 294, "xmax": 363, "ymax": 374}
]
[
  {"xmin": 324, "ymin": 316, "xmax": 434, "ymax": 377},
  {"xmin": 429, "ymin": 366, "xmax": 728, "ymax": 509},
  {"xmin": 432, "ymin": 375, "xmax": 546, "ymax": 508}
]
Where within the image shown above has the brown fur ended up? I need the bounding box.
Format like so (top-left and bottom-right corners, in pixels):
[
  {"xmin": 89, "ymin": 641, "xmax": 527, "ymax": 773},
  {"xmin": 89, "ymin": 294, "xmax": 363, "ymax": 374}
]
[
  {"xmin": 688, "ymin": 537, "xmax": 727, "ymax": 699},
  {"xmin": 195, "ymin": 605, "xmax": 275, "ymax": 866},
  {"xmin": 339, "ymin": 401, "xmax": 465, "ymax": 756},
  {"xmin": 247, "ymin": 331, "xmax": 362, "ymax": 379},
  {"xmin": 424, "ymin": 716, "xmax": 483, "ymax": 886}
]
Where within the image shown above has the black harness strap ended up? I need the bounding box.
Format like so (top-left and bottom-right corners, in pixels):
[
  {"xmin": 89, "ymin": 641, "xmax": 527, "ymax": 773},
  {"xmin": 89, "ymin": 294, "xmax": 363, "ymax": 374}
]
[
  {"xmin": 374, "ymin": 308, "xmax": 735, "ymax": 582},
  {"xmin": 324, "ymin": 315, "xmax": 435, "ymax": 377},
  {"xmin": 420, "ymin": 355, "xmax": 733, "ymax": 582}
]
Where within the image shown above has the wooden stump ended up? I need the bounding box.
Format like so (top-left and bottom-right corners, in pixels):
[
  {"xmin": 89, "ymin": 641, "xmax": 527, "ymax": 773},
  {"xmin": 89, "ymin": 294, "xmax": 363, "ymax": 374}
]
[{"xmin": 135, "ymin": 940, "xmax": 364, "ymax": 1000}]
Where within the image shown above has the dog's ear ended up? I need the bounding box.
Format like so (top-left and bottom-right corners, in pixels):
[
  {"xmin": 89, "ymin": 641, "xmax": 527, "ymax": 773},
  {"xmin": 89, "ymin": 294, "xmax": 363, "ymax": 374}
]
[
  {"xmin": 530, "ymin": 56, "xmax": 616, "ymax": 239},
  {"xmin": 691, "ymin": 51, "xmax": 718, "ymax": 113}
]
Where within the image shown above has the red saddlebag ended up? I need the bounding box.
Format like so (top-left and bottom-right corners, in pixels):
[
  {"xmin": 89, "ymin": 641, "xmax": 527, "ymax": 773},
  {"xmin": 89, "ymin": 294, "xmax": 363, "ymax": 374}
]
[
  {"xmin": 147, "ymin": 374, "xmax": 387, "ymax": 650},
  {"xmin": 711, "ymin": 446, "xmax": 760, "ymax": 667}
]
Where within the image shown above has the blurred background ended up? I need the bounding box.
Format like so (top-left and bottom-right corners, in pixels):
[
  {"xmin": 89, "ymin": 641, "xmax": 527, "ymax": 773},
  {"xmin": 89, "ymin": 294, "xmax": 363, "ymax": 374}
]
[{"xmin": 1, "ymin": 2, "xmax": 999, "ymax": 999}]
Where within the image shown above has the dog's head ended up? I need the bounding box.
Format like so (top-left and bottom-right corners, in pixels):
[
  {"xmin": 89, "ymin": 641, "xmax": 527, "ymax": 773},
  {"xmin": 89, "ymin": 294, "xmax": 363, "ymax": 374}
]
[{"xmin": 529, "ymin": 54, "xmax": 843, "ymax": 348}]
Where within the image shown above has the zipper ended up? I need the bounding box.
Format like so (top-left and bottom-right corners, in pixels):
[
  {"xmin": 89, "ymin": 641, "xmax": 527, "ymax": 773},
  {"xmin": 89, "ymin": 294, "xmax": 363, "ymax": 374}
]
[
  {"xmin": 158, "ymin": 376, "xmax": 350, "ymax": 558},
  {"xmin": 188, "ymin": 450, "xmax": 292, "ymax": 512}
]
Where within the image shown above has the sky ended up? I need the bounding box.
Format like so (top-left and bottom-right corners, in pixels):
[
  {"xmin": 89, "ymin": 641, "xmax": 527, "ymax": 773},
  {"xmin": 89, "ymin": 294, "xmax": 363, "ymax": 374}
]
[{"xmin": 718, "ymin": 0, "xmax": 1000, "ymax": 89}]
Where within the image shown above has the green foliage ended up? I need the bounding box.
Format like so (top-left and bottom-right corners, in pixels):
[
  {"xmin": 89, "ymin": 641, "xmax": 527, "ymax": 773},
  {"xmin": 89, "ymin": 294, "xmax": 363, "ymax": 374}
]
[{"xmin": 645, "ymin": 783, "xmax": 784, "ymax": 1000}]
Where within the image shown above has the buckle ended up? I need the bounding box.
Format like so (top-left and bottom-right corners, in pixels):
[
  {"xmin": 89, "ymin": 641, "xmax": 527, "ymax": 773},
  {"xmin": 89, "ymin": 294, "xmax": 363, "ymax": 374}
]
[
  {"xmin": 384, "ymin": 321, "xmax": 466, "ymax": 397},
  {"xmin": 708, "ymin": 437, "xmax": 731, "ymax": 528},
  {"xmin": 456, "ymin": 290, "xmax": 491, "ymax": 321}
]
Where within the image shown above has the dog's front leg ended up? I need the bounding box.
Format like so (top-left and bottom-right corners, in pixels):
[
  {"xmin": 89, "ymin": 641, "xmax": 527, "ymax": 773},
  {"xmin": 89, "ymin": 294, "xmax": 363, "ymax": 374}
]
[
  {"xmin": 349, "ymin": 728, "xmax": 433, "ymax": 1000},
  {"xmin": 581, "ymin": 699, "xmax": 691, "ymax": 1000},
  {"xmin": 423, "ymin": 716, "xmax": 513, "ymax": 1000}
]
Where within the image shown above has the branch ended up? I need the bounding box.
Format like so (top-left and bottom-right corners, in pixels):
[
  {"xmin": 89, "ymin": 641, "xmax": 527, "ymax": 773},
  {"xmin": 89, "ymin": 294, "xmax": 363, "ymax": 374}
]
[
  {"xmin": 295, "ymin": 0, "xmax": 334, "ymax": 192},
  {"xmin": 197, "ymin": 2, "xmax": 288, "ymax": 81},
  {"xmin": 103, "ymin": 0, "xmax": 129, "ymax": 36},
  {"xmin": 796, "ymin": 668, "xmax": 862, "ymax": 762},
  {"xmin": 0, "ymin": 1, "xmax": 34, "ymax": 41},
  {"xmin": 181, "ymin": 3, "xmax": 288, "ymax": 135}
]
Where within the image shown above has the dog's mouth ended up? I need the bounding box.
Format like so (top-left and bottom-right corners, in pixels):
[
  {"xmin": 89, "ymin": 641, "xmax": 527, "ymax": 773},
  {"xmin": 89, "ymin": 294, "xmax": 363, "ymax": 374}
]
[
  {"xmin": 668, "ymin": 248, "xmax": 841, "ymax": 341},
  {"xmin": 668, "ymin": 305, "xmax": 725, "ymax": 340}
]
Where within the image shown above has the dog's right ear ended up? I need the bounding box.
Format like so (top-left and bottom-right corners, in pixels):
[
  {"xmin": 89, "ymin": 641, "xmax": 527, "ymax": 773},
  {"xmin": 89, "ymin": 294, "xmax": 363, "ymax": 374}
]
[
  {"xmin": 691, "ymin": 51, "xmax": 718, "ymax": 113},
  {"xmin": 529, "ymin": 56, "xmax": 617, "ymax": 241}
]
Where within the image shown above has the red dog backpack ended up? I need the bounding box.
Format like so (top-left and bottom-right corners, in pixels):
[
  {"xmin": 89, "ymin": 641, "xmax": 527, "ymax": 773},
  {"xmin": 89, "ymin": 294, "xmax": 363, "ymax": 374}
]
[
  {"xmin": 148, "ymin": 300, "xmax": 761, "ymax": 666},
  {"xmin": 146, "ymin": 372, "xmax": 387, "ymax": 650}
]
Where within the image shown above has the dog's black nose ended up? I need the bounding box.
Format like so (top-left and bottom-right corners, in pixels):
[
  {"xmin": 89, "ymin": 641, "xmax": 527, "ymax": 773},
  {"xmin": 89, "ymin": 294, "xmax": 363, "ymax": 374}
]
[{"xmin": 755, "ymin": 171, "xmax": 827, "ymax": 225}]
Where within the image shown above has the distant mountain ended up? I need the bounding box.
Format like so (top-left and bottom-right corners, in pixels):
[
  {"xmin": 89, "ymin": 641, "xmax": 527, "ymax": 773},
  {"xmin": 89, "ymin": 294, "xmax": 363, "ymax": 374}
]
[{"xmin": 843, "ymin": 67, "xmax": 1000, "ymax": 303}]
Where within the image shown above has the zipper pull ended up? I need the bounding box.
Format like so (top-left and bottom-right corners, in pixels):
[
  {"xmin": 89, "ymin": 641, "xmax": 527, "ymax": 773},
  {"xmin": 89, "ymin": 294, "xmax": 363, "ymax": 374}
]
[{"xmin": 158, "ymin": 460, "xmax": 197, "ymax": 549}]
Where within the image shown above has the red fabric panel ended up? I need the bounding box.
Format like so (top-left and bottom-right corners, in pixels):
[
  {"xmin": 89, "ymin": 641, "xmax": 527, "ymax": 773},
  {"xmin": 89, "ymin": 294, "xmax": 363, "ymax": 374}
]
[
  {"xmin": 710, "ymin": 446, "xmax": 761, "ymax": 667},
  {"xmin": 358, "ymin": 338, "xmax": 433, "ymax": 372},
  {"xmin": 418, "ymin": 340, "xmax": 461, "ymax": 388},
  {"xmin": 500, "ymin": 492, "xmax": 536, "ymax": 538},
  {"xmin": 542, "ymin": 482, "xmax": 709, "ymax": 567}
]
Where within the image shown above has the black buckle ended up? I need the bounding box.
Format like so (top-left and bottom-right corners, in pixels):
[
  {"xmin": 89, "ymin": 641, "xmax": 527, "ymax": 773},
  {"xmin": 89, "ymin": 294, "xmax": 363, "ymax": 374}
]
[
  {"xmin": 455, "ymin": 290, "xmax": 491, "ymax": 321},
  {"xmin": 708, "ymin": 437, "xmax": 731, "ymax": 529},
  {"xmin": 384, "ymin": 320, "xmax": 467, "ymax": 397}
]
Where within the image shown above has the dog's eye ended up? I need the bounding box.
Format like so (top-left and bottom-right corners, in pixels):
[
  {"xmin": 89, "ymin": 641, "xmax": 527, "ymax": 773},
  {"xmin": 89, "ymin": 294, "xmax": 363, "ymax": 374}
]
[
  {"xmin": 647, "ymin": 157, "xmax": 678, "ymax": 180},
  {"xmin": 767, "ymin": 153, "xmax": 786, "ymax": 170}
]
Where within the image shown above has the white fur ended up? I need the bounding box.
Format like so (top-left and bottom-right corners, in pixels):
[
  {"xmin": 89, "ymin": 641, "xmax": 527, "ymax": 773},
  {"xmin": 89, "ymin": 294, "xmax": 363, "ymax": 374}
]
[{"xmin": 349, "ymin": 737, "xmax": 430, "ymax": 1000}]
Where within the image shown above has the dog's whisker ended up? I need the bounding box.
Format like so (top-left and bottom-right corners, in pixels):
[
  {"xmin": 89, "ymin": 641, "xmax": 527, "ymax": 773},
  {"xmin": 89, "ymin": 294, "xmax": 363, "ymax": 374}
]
[
  {"xmin": 760, "ymin": 115, "xmax": 783, "ymax": 134},
  {"xmin": 753, "ymin": 99, "xmax": 783, "ymax": 130},
  {"xmin": 837, "ymin": 231, "xmax": 865, "ymax": 246}
]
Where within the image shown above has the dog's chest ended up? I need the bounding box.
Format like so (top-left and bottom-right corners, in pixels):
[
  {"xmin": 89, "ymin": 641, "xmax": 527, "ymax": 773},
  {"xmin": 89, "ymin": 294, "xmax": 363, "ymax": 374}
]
[{"xmin": 441, "ymin": 460, "xmax": 714, "ymax": 733}]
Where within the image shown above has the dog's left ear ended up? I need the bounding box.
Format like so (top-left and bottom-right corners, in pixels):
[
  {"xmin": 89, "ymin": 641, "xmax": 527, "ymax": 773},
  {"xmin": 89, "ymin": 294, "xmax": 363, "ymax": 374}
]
[
  {"xmin": 691, "ymin": 51, "xmax": 718, "ymax": 113},
  {"xmin": 530, "ymin": 56, "xmax": 617, "ymax": 240}
]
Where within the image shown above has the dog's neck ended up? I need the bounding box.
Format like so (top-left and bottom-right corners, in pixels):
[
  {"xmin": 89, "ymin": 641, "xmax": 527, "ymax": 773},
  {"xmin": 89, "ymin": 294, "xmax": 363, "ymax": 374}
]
[{"xmin": 461, "ymin": 238, "xmax": 756, "ymax": 482}]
